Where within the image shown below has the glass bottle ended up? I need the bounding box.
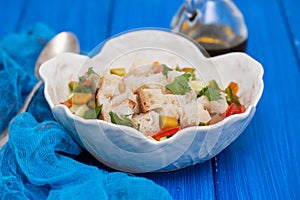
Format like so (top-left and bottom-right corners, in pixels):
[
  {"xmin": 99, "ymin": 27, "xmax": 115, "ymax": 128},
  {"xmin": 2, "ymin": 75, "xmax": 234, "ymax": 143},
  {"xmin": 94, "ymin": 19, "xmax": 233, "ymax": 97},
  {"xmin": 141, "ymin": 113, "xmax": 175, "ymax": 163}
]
[{"xmin": 171, "ymin": 0, "xmax": 248, "ymax": 57}]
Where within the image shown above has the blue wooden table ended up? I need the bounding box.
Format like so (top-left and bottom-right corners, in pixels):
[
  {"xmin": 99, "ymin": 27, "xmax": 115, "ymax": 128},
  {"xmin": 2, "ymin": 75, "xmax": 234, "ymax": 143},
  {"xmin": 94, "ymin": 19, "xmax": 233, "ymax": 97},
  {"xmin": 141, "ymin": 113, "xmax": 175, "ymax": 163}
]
[{"xmin": 1, "ymin": 0, "xmax": 300, "ymax": 199}]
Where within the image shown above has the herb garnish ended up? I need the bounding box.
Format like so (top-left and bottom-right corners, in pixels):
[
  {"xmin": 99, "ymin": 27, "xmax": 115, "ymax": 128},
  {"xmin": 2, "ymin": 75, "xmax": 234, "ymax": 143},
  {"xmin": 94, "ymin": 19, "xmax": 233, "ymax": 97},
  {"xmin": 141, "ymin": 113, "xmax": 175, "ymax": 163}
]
[
  {"xmin": 166, "ymin": 73, "xmax": 192, "ymax": 95},
  {"xmin": 162, "ymin": 64, "xmax": 173, "ymax": 76},
  {"xmin": 197, "ymin": 85, "xmax": 222, "ymax": 101},
  {"xmin": 109, "ymin": 112, "xmax": 139, "ymax": 130},
  {"xmin": 86, "ymin": 67, "xmax": 98, "ymax": 77},
  {"xmin": 83, "ymin": 104, "xmax": 102, "ymax": 119},
  {"xmin": 74, "ymin": 67, "xmax": 98, "ymax": 93}
]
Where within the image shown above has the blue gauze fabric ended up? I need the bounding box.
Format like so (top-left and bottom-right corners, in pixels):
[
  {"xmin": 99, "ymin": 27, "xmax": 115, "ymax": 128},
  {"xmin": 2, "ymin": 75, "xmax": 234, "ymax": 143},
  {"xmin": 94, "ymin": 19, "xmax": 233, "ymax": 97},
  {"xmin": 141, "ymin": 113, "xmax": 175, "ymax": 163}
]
[
  {"xmin": 0, "ymin": 24, "xmax": 173, "ymax": 199},
  {"xmin": 0, "ymin": 23, "xmax": 55, "ymax": 132},
  {"xmin": 0, "ymin": 113, "xmax": 172, "ymax": 199}
]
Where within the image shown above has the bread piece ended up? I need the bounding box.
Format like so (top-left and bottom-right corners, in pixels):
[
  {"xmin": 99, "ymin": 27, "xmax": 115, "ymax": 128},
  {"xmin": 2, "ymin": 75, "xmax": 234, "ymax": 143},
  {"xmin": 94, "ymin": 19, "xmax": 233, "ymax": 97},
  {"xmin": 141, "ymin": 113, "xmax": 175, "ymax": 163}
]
[
  {"xmin": 180, "ymin": 101, "xmax": 199, "ymax": 128},
  {"xmin": 111, "ymin": 99, "xmax": 136, "ymax": 116},
  {"xmin": 97, "ymin": 72, "xmax": 122, "ymax": 98},
  {"xmin": 156, "ymin": 94, "xmax": 181, "ymax": 119},
  {"xmin": 180, "ymin": 100, "xmax": 211, "ymax": 128},
  {"xmin": 111, "ymin": 88, "xmax": 136, "ymax": 106},
  {"xmin": 197, "ymin": 94, "xmax": 228, "ymax": 114},
  {"xmin": 133, "ymin": 111, "xmax": 160, "ymax": 136},
  {"xmin": 197, "ymin": 99, "xmax": 211, "ymax": 124},
  {"xmin": 157, "ymin": 92, "xmax": 196, "ymax": 119},
  {"xmin": 95, "ymin": 94, "xmax": 111, "ymax": 122},
  {"xmin": 126, "ymin": 64, "xmax": 154, "ymax": 77},
  {"xmin": 166, "ymin": 70, "xmax": 185, "ymax": 83},
  {"xmin": 136, "ymin": 88, "xmax": 164, "ymax": 113},
  {"xmin": 123, "ymin": 73, "xmax": 167, "ymax": 92},
  {"xmin": 87, "ymin": 74, "xmax": 100, "ymax": 94}
]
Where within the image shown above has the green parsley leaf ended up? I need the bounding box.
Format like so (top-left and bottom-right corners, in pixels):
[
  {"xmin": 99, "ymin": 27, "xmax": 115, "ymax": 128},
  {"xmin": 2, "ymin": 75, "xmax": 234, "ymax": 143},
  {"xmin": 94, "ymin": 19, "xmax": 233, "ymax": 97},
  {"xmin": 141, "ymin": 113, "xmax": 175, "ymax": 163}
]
[
  {"xmin": 225, "ymin": 86, "xmax": 241, "ymax": 106},
  {"xmin": 82, "ymin": 109, "xmax": 97, "ymax": 119},
  {"xmin": 166, "ymin": 73, "xmax": 192, "ymax": 95},
  {"xmin": 175, "ymin": 66, "xmax": 182, "ymax": 72},
  {"xmin": 109, "ymin": 111, "xmax": 139, "ymax": 130},
  {"xmin": 73, "ymin": 85, "xmax": 92, "ymax": 93},
  {"xmin": 82, "ymin": 104, "xmax": 102, "ymax": 119},
  {"xmin": 78, "ymin": 67, "xmax": 98, "ymax": 83},
  {"xmin": 95, "ymin": 104, "xmax": 103, "ymax": 117},
  {"xmin": 182, "ymin": 73, "xmax": 192, "ymax": 79},
  {"xmin": 82, "ymin": 86, "xmax": 92, "ymax": 93},
  {"xmin": 199, "ymin": 122, "xmax": 207, "ymax": 126},
  {"xmin": 162, "ymin": 64, "xmax": 173, "ymax": 76},
  {"xmin": 87, "ymin": 67, "xmax": 98, "ymax": 77},
  {"xmin": 208, "ymin": 80, "xmax": 220, "ymax": 89},
  {"xmin": 190, "ymin": 73, "xmax": 196, "ymax": 80},
  {"xmin": 75, "ymin": 69, "xmax": 94, "ymax": 93},
  {"xmin": 197, "ymin": 85, "xmax": 222, "ymax": 101},
  {"xmin": 78, "ymin": 75, "xmax": 87, "ymax": 84}
]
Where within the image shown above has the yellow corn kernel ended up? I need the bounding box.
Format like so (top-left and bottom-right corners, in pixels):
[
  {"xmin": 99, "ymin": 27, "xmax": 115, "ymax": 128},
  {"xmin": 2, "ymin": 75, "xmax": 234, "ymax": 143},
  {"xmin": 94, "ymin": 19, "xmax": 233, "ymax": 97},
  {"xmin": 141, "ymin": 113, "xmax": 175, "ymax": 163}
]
[
  {"xmin": 182, "ymin": 68, "xmax": 195, "ymax": 74},
  {"xmin": 153, "ymin": 61, "xmax": 160, "ymax": 66},
  {"xmin": 68, "ymin": 81, "xmax": 79, "ymax": 91},
  {"xmin": 160, "ymin": 115, "xmax": 179, "ymax": 129},
  {"xmin": 110, "ymin": 68, "xmax": 126, "ymax": 76},
  {"xmin": 68, "ymin": 93, "xmax": 93, "ymax": 105},
  {"xmin": 159, "ymin": 136, "xmax": 168, "ymax": 141}
]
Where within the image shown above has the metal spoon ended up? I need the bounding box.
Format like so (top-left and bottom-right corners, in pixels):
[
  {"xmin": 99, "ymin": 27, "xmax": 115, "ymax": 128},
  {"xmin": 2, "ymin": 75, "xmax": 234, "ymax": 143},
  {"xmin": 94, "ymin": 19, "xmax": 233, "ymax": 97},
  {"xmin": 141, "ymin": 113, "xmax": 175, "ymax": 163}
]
[
  {"xmin": 0, "ymin": 31, "xmax": 80, "ymax": 147},
  {"xmin": 20, "ymin": 32, "xmax": 80, "ymax": 112}
]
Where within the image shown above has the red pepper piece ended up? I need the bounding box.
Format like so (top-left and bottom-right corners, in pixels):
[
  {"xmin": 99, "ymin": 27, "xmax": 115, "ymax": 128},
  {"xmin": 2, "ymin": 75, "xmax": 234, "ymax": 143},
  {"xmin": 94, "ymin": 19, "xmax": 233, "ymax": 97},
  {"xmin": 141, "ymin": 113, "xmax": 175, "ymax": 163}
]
[
  {"xmin": 60, "ymin": 100, "xmax": 72, "ymax": 108},
  {"xmin": 225, "ymin": 103, "xmax": 246, "ymax": 117},
  {"xmin": 152, "ymin": 126, "xmax": 181, "ymax": 141},
  {"xmin": 82, "ymin": 79, "xmax": 90, "ymax": 86}
]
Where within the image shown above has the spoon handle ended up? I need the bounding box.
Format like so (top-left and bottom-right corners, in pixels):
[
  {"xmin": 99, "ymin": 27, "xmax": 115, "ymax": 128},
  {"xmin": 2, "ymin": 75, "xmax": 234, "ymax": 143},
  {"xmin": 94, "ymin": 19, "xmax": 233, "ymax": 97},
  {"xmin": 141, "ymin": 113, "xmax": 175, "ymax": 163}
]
[
  {"xmin": 19, "ymin": 80, "xmax": 43, "ymax": 113},
  {"xmin": 0, "ymin": 128, "xmax": 8, "ymax": 149}
]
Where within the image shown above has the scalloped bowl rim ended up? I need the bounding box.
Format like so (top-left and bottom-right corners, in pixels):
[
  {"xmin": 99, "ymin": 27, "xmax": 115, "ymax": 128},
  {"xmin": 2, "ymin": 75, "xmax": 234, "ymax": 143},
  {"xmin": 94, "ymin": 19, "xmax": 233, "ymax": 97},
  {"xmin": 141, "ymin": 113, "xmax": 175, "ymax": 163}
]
[{"xmin": 40, "ymin": 29, "xmax": 264, "ymax": 172}]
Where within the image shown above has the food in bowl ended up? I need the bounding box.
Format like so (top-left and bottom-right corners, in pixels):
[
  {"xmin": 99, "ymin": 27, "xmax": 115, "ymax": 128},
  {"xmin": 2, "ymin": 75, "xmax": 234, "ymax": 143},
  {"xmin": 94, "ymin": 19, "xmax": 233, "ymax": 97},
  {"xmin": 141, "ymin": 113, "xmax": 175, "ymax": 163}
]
[
  {"xmin": 41, "ymin": 29, "xmax": 263, "ymax": 173},
  {"xmin": 60, "ymin": 61, "xmax": 246, "ymax": 141}
]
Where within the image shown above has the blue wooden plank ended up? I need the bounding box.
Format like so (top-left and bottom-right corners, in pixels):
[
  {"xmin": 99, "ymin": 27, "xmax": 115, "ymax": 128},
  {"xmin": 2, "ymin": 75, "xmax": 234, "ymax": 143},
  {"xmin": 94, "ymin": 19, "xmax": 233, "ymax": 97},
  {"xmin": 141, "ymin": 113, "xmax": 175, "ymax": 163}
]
[
  {"xmin": 109, "ymin": 0, "xmax": 183, "ymax": 35},
  {"xmin": 280, "ymin": 0, "xmax": 300, "ymax": 61},
  {"xmin": 78, "ymin": 149, "xmax": 216, "ymax": 200},
  {"xmin": 0, "ymin": 0, "xmax": 25, "ymax": 37},
  {"xmin": 214, "ymin": 0, "xmax": 300, "ymax": 199},
  {"xmin": 7, "ymin": 0, "xmax": 300, "ymax": 199},
  {"xmin": 140, "ymin": 162, "xmax": 215, "ymax": 200},
  {"xmin": 15, "ymin": 0, "xmax": 113, "ymax": 51}
]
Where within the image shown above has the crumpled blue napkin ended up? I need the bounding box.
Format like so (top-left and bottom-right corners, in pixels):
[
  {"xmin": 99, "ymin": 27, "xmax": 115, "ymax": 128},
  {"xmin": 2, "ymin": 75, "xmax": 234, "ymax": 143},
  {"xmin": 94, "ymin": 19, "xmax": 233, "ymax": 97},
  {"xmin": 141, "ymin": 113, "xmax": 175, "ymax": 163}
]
[
  {"xmin": 0, "ymin": 23, "xmax": 55, "ymax": 133},
  {"xmin": 0, "ymin": 24, "xmax": 172, "ymax": 200}
]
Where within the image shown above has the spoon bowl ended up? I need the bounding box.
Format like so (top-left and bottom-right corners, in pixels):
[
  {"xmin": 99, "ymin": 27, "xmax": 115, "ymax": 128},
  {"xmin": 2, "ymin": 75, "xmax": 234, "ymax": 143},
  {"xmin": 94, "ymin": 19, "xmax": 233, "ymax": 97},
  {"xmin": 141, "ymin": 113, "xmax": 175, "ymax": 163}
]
[
  {"xmin": 20, "ymin": 32, "xmax": 80, "ymax": 113},
  {"xmin": 35, "ymin": 32, "xmax": 80, "ymax": 79}
]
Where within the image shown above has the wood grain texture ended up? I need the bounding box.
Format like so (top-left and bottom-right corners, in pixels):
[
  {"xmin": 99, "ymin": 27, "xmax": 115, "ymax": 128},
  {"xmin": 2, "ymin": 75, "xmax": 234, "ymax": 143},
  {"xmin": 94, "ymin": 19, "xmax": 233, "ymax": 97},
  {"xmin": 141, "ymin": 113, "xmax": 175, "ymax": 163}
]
[
  {"xmin": 109, "ymin": 0, "xmax": 183, "ymax": 35},
  {"xmin": 15, "ymin": 0, "xmax": 113, "ymax": 51},
  {"xmin": 214, "ymin": 0, "xmax": 300, "ymax": 199},
  {"xmin": 280, "ymin": 0, "xmax": 300, "ymax": 62},
  {"xmin": 140, "ymin": 162, "xmax": 215, "ymax": 200},
  {"xmin": 1, "ymin": 0, "xmax": 299, "ymax": 199},
  {"xmin": 0, "ymin": 0, "xmax": 25, "ymax": 37}
]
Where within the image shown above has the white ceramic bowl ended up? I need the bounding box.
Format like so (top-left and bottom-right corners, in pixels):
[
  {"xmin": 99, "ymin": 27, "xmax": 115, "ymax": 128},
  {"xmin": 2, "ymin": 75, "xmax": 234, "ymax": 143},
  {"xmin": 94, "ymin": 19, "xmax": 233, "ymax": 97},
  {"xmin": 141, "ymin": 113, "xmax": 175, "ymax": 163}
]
[{"xmin": 40, "ymin": 29, "xmax": 264, "ymax": 173}]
